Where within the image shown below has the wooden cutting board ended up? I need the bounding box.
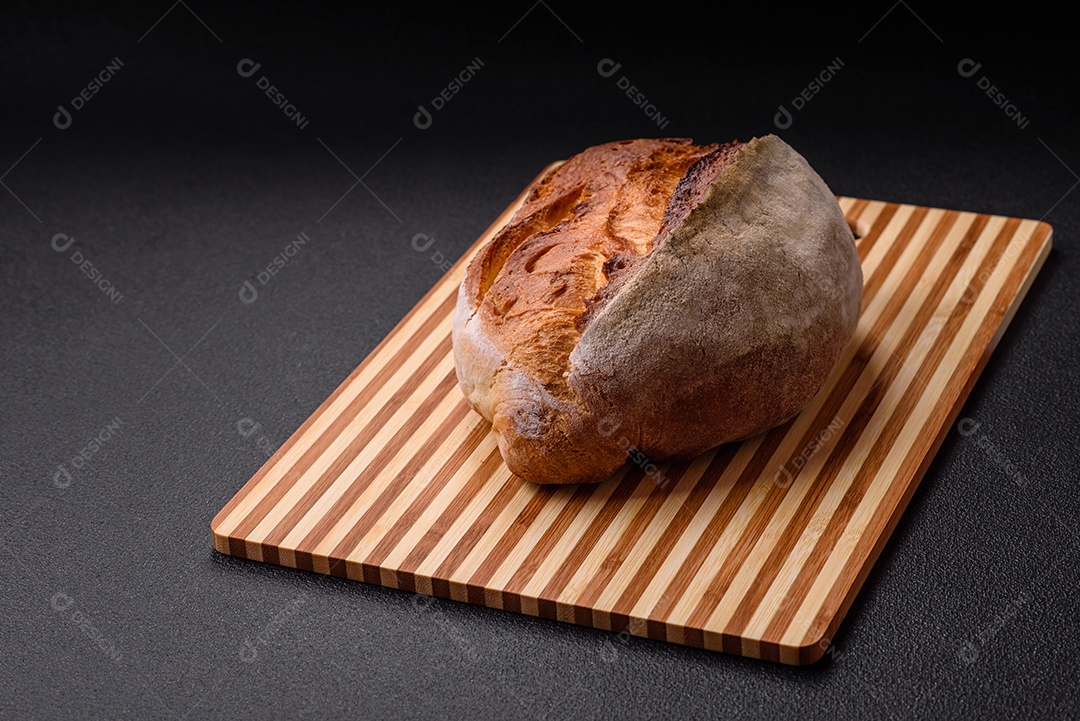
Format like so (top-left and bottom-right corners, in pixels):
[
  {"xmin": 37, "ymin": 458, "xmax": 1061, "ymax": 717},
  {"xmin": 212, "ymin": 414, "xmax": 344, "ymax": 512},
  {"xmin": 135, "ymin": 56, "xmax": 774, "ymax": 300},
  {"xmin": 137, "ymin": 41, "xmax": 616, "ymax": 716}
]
[{"xmin": 212, "ymin": 164, "xmax": 1052, "ymax": 664}]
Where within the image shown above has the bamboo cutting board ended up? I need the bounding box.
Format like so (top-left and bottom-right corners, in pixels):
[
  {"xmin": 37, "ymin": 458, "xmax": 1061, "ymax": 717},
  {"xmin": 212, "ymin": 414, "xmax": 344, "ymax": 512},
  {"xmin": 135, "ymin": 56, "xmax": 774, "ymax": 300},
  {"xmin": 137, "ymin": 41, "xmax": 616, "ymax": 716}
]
[{"xmin": 212, "ymin": 165, "xmax": 1052, "ymax": 664}]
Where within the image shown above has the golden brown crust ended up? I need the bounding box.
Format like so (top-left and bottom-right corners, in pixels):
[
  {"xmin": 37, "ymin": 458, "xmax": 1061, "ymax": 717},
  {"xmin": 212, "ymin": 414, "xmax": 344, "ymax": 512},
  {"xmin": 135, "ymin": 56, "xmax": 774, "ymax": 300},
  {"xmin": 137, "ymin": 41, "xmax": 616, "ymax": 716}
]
[
  {"xmin": 460, "ymin": 139, "xmax": 728, "ymax": 401},
  {"xmin": 453, "ymin": 135, "xmax": 861, "ymax": 485}
]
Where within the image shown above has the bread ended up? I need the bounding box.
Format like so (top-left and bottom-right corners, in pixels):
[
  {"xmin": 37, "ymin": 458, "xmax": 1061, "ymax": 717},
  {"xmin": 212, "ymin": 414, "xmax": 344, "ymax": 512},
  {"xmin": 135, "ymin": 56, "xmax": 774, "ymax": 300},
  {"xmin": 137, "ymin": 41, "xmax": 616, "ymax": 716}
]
[{"xmin": 452, "ymin": 135, "xmax": 862, "ymax": 485}]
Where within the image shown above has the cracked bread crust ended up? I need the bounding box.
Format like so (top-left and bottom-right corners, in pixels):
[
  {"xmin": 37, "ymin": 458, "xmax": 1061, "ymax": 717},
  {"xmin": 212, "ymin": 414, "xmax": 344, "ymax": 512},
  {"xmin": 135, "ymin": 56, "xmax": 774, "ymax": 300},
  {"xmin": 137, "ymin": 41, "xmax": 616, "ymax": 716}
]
[{"xmin": 453, "ymin": 135, "xmax": 862, "ymax": 485}]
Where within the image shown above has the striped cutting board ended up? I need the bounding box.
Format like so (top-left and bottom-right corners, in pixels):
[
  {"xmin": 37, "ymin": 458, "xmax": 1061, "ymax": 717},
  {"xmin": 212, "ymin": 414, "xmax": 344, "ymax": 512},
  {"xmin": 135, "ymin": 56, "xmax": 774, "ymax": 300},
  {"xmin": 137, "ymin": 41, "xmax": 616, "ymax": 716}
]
[{"xmin": 212, "ymin": 165, "xmax": 1052, "ymax": 664}]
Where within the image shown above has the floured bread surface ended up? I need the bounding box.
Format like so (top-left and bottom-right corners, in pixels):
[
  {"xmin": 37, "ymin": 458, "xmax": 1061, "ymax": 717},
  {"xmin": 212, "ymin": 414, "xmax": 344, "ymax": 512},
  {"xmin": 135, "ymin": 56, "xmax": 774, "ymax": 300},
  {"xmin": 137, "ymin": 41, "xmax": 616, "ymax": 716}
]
[{"xmin": 453, "ymin": 135, "xmax": 861, "ymax": 484}]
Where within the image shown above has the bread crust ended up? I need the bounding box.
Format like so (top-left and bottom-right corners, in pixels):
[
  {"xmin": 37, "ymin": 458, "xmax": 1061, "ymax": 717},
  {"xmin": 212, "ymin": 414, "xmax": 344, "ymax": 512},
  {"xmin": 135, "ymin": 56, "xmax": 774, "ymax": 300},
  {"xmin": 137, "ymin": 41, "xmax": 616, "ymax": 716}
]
[{"xmin": 453, "ymin": 135, "xmax": 861, "ymax": 484}]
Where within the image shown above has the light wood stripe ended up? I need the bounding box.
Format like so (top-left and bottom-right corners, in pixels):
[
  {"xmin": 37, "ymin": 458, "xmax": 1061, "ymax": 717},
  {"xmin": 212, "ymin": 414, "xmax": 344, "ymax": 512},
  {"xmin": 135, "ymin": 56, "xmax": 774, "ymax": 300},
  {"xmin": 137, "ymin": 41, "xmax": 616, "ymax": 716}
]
[
  {"xmin": 593, "ymin": 196, "xmax": 879, "ymax": 633},
  {"xmin": 255, "ymin": 333, "xmax": 457, "ymax": 559},
  {"xmin": 212, "ymin": 167, "xmax": 1052, "ymax": 664},
  {"xmin": 704, "ymin": 210, "xmax": 968, "ymax": 646},
  {"xmin": 673, "ymin": 207, "xmax": 955, "ymax": 639},
  {"xmin": 750, "ymin": 212, "xmax": 1001, "ymax": 634},
  {"xmin": 356, "ymin": 417, "xmax": 490, "ymax": 578},
  {"xmin": 611, "ymin": 200, "xmax": 917, "ymax": 640},
  {"xmin": 785, "ymin": 218, "xmax": 1051, "ymax": 663},
  {"xmin": 745, "ymin": 211, "xmax": 976, "ymax": 643},
  {"xmin": 328, "ymin": 400, "xmax": 473, "ymax": 565},
  {"xmin": 730, "ymin": 212, "xmax": 1001, "ymax": 660}
]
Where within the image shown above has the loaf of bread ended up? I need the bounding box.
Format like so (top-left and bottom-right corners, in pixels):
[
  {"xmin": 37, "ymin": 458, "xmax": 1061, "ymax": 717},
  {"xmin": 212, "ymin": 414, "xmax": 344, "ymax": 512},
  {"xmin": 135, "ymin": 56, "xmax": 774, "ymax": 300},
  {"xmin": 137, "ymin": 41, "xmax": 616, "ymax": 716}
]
[{"xmin": 452, "ymin": 135, "xmax": 862, "ymax": 485}]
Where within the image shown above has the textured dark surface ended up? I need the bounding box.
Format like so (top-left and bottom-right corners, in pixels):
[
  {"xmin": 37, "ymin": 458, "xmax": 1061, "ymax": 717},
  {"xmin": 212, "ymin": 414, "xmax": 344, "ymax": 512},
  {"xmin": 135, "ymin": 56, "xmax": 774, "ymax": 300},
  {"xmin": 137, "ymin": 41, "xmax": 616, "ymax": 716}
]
[{"xmin": 1, "ymin": 3, "xmax": 1077, "ymax": 720}]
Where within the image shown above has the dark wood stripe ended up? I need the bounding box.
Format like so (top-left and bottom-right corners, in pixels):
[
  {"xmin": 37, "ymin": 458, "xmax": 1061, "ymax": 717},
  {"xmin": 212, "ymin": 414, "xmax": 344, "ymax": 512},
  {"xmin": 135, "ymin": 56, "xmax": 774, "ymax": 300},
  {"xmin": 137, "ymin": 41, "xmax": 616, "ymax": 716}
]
[
  {"xmin": 260, "ymin": 336, "xmax": 455, "ymax": 559},
  {"xmin": 751, "ymin": 216, "xmax": 1021, "ymax": 657},
  {"xmin": 227, "ymin": 535, "xmax": 248, "ymax": 559},
  {"xmin": 393, "ymin": 443, "xmax": 507, "ymax": 591},
  {"xmin": 465, "ymin": 485, "xmax": 561, "ymax": 603},
  {"xmin": 572, "ymin": 460, "xmax": 695, "ymax": 612},
  {"xmin": 846, "ymin": 198, "xmax": 869, "ymax": 226},
  {"xmin": 290, "ymin": 368, "xmax": 460, "ymax": 571},
  {"xmin": 321, "ymin": 399, "xmax": 473, "ymax": 575},
  {"xmin": 799, "ymin": 220, "xmax": 1049, "ymax": 652},
  {"xmin": 534, "ymin": 467, "xmax": 648, "ymax": 620},
  {"xmin": 719, "ymin": 209, "xmax": 965, "ymax": 641},
  {"xmin": 359, "ymin": 418, "xmax": 490, "ymax": 574},
  {"xmin": 211, "ymin": 290, "xmax": 459, "ymax": 537},
  {"xmin": 429, "ymin": 472, "xmax": 521, "ymax": 597},
  {"xmin": 222, "ymin": 301, "xmax": 457, "ymax": 545},
  {"xmin": 499, "ymin": 480, "xmax": 617, "ymax": 612},
  {"xmin": 679, "ymin": 208, "xmax": 962, "ymax": 632},
  {"xmin": 855, "ymin": 203, "xmax": 899, "ymax": 262},
  {"xmin": 861, "ymin": 206, "xmax": 930, "ymax": 304},
  {"xmin": 606, "ymin": 445, "xmax": 737, "ymax": 637}
]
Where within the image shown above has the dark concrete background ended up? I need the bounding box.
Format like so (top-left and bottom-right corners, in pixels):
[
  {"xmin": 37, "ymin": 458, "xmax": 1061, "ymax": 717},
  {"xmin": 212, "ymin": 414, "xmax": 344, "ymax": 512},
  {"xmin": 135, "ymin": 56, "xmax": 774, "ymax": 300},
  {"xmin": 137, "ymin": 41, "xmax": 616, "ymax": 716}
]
[{"xmin": 1, "ymin": 3, "xmax": 1077, "ymax": 719}]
